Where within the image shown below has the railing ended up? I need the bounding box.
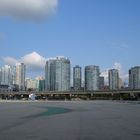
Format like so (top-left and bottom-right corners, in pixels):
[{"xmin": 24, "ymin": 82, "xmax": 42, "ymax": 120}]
[{"xmin": 1, "ymin": 89, "xmax": 140, "ymax": 95}]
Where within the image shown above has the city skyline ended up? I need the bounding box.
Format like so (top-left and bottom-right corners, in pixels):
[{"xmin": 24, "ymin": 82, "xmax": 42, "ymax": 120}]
[
  {"xmin": 0, "ymin": 0, "xmax": 140, "ymax": 80},
  {"xmin": 0, "ymin": 59, "xmax": 139, "ymax": 84},
  {"xmin": 0, "ymin": 55, "xmax": 139, "ymax": 84},
  {"xmin": 0, "ymin": 61, "xmax": 140, "ymax": 91}
]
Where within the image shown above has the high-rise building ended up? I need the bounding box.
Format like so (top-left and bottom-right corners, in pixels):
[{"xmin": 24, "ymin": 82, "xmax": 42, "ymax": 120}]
[
  {"xmin": 0, "ymin": 68, "xmax": 2, "ymax": 84},
  {"xmin": 25, "ymin": 78, "xmax": 38, "ymax": 91},
  {"xmin": 99, "ymin": 76, "xmax": 104, "ymax": 90},
  {"xmin": 129, "ymin": 66, "xmax": 140, "ymax": 89},
  {"xmin": 108, "ymin": 69, "xmax": 119, "ymax": 90},
  {"xmin": 35, "ymin": 76, "xmax": 45, "ymax": 92},
  {"xmin": 55, "ymin": 57, "xmax": 70, "ymax": 91},
  {"xmin": 15, "ymin": 63, "xmax": 26, "ymax": 90},
  {"xmin": 45, "ymin": 58, "xmax": 57, "ymax": 91},
  {"xmin": 1, "ymin": 65, "xmax": 12, "ymax": 85},
  {"xmin": 39, "ymin": 80, "xmax": 45, "ymax": 92},
  {"xmin": 45, "ymin": 56, "xmax": 71, "ymax": 91},
  {"xmin": 25, "ymin": 76, "xmax": 45, "ymax": 91},
  {"xmin": 73, "ymin": 65, "xmax": 82, "ymax": 90},
  {"xmin": 85, "ymin": 65, "xmax": 100, "ymax": 91},
  {"xmin": 11, "ymin": 66, "xmax": 16, "ymax": 85}
]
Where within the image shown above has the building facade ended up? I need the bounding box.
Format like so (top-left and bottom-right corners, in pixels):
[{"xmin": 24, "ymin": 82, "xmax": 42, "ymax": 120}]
[
  {"xmin": 15, "ymin": 63, "xmax": 26, "ymax": 90},
  {"xmin": 0, "ymin": 65, "xmax": 12, "ymax": 85},
  {"xmin": 129, "ymin": 66, "xmax": 140, "ymax": 89},
  {"xmin": 73, "ymin": 65, "xmax": 82, "ymax": 90},
  {"xmin": 26, "ymin": 78, "xmax": 38, "ymax": 91},
  {"xmin": 99, "ymin": 76, "xmax": 104, "ymax": 90},
  {"xmin": 25, "ymin": 76, "xmax": 45, "ymax": 91},
  {"xmin": 108, "ymin": 69, "xmax": 119, "ymax": 90},
  {"xmin": 85, "ymin": 65, "xmax": 100, "ymax": 91},
  {"xmin": 45, "ymin": 56, "xmax": 71, "ymax": 91},
  {"xmin": 45, "ymin": 58, "xmax": 57, "ymax": 91},
  {"xmin": 0, "ymin": 69, "xmax": 1, "ymax": 84},
  {"xmin": 39, "ymin": 80, "xmax": 45, "ymax": 92}
]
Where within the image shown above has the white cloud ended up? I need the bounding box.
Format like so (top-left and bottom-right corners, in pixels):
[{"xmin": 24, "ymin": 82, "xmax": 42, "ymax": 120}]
[
  {"xmin": 0, "ymin": 0, "xmax": 58, "ymax": 20},
  {"xmin": 21, "ymin": 52, "xmax": 46, "ymax": 70},
  {"xmin": 113, "ymin": 62, "xmax": 122, "ymax": 72},
  {"xmin": 3, "ymin": 51, "xmax": 46, "ymax": 72},
  {"xmin": 3, "ymin": 57, "xmax": 18, "ymax": 65}
]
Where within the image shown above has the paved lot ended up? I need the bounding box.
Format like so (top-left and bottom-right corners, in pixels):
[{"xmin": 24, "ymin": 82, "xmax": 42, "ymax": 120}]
[{"xmin": 0, "ymin": 100, "xmax": 140, "ymax": 140}]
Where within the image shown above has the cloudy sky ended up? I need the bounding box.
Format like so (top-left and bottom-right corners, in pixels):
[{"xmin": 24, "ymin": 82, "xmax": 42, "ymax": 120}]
[{"xmin": 0, "ymin": 0, "xmax": 140, "ymax": 81}]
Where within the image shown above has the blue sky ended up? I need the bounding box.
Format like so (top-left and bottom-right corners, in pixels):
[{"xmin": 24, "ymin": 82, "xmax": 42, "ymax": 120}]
[{"xmin": 0, "ymin": 0, "xmax": 140, "ymax": 79}]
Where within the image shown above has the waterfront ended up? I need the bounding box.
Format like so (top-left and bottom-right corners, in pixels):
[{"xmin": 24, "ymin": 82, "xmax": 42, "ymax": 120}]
[{"xmin": 0, "ymin": 101, "xmax": 140, "ymax": 140}]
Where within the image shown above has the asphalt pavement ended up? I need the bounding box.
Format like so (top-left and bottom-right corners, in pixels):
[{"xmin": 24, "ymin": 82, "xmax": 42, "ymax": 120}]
[{"xmin": 0, "ymin": 100, "xmax": 140, "ymax": 140}]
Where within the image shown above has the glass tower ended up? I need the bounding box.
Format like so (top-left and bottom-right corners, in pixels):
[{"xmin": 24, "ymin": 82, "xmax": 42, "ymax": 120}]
[
  {"xmin": 85, "ymin": 65, "xmax": 100, "ymax": 91},
  {"xmin": 129, "ymin": 66, "xmax": 140, "ymax": 89},
  {"xmin": 15, "ymin": 63, "xmax": 26, "ymax": 90},
  {"xmin": 108, "ymin": 69, "xmax": 119, "ymax": 90},
  {"xmin": 1, "ymin": 65, "xmax": 12, "ymax": 85},
  {"xmin": 45, "ymin": 56, "xmax": 71, "ymax": 91},
  {"xmin": 73, "ymin": 65, "xmax": 82, "ymax": 90},
  {"xmin": 99, "ymin": 76, "xmax": 104, "ymax": 90}
]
